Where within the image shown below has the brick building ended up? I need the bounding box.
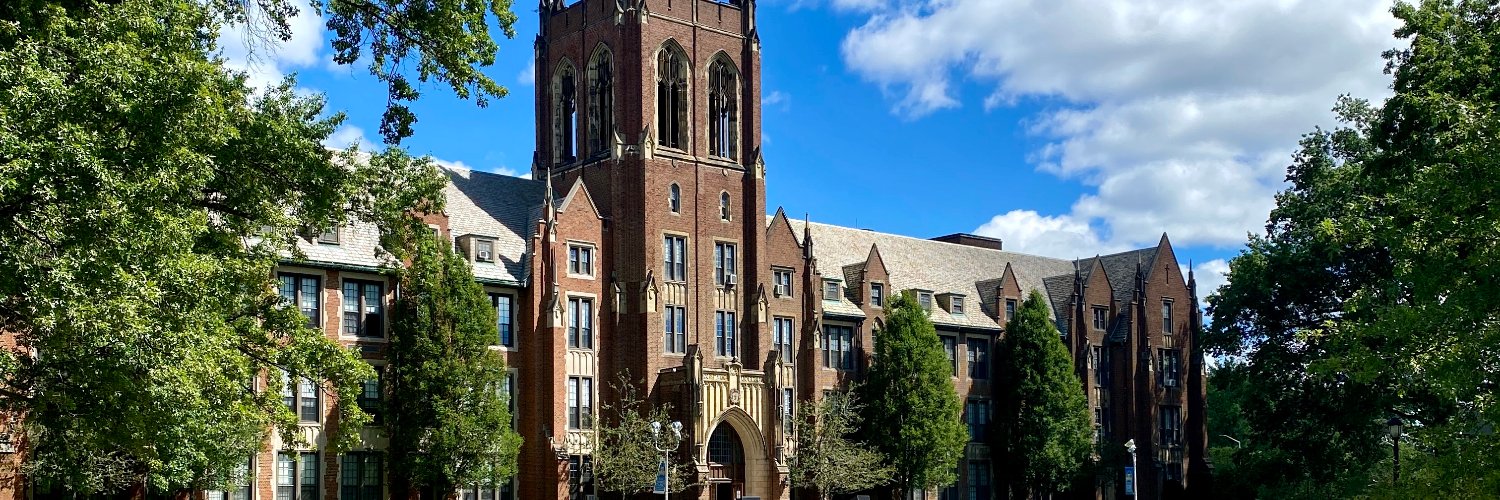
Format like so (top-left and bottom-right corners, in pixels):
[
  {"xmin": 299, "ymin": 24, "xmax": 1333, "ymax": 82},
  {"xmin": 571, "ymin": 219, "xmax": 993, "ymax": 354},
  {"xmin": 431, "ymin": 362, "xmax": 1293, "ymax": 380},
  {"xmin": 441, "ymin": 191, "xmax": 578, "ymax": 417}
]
[{"xmin": 5, "ymin": 1, "xmax": 1210, "ymax": 499}]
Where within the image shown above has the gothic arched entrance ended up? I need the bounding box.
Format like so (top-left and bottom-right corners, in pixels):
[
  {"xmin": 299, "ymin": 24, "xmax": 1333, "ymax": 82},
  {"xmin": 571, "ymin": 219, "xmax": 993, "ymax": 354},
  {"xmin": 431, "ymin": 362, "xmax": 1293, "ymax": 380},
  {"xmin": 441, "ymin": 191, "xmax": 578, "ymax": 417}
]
[{"xmin": 707, "ymin": 424, "xmax": 745, "ymax": 500}]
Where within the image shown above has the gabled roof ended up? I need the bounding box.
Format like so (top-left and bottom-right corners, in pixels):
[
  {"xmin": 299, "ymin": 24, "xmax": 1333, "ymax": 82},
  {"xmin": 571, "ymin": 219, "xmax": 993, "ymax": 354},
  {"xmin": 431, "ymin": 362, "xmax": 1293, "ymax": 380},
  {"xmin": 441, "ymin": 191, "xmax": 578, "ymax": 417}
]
[
  {"xmin": 441, "ymin": 166, "xmax": 546, "ymax": 284},
  {"xmin": 1084, "ymin": 247, "xmax": 1159, "ymax": 305},
  {"xmin": 1042, "ymin": 274, "xmax": 1076, "ymax": 338}
]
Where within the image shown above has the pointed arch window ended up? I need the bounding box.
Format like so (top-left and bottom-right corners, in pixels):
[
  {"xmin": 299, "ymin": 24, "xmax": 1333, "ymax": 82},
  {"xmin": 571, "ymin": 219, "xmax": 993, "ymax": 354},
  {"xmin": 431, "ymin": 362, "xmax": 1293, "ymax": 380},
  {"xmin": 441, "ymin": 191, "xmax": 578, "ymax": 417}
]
[
  {"xmin": 656, "ymin": 43, "xmax": 689, "ymax": 149},
  {"xmin": 552, "ymin": 62, "xmax": 579, "ymax": 164},
  {"xmin": 708, "ymin": 58, "xmax": 739, "ymax": 160},
  {"xmin": 719, "ymin": 192, "xmax": 731, "ymax": 221},
  {"xmin": 587, "ymin": 48, "xmax": 614, "ymax": 156}
]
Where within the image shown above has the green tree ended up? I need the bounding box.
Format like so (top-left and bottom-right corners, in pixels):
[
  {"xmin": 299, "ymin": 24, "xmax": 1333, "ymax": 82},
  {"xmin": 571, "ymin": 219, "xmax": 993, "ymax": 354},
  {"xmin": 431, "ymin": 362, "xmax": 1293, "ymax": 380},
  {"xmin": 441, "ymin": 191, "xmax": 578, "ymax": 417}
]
[
  {"xmin": 386, "ymin": 228, "xmax": 521, "ymax": 497},
  {"xmin": 992, "ymin": 290, "xmax": 1091, "ymax": 499},
  {"xmin": 591, "ymin": 374, "xmax": 693, "ymax": 496},
  {"xmin": 859, "ymin": 291, "xmax": 968, "ymax": 497},
  {"xmin": 0, "ymin": 0, "xmax": 515, "ymax": 494},
  {"xmin": 789, "ymin": 388, "xmax": 892, "ymax": 500},
  {"xmin": 1208, "ymin": 1, "xmax": 1500, "ymax": 497}
]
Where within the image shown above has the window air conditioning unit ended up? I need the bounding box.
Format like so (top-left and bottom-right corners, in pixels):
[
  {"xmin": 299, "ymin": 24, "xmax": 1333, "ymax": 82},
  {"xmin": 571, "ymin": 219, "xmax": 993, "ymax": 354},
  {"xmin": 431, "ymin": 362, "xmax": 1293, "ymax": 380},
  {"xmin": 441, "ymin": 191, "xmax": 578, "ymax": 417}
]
[
  {"xmin": 477, "ymin": 250, "xmax": 492, "ymax": 261},
  {"xmin": 724, "ymin": 273, "xmax": 738, "ymax": 287},
  {"xmin": 1164, "ymin": 378, "xmax": 1177, "ymax": 388}
]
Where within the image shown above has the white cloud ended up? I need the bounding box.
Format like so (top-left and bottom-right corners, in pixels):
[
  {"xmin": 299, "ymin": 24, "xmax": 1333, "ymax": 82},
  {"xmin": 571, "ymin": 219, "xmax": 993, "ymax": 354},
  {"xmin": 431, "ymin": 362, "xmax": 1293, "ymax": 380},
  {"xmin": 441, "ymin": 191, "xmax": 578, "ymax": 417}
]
[
  {"xmin": 764, "ymin": 90, "xmax": 789, "ymax": 108},
  {"xmin": 431, "ymin": 158, "xmax": 529, "ymax": 179},
  {"xmin": 217, "ymin": 6, "xmax": 326, "ymax": 90},
  {"xmin": 1181, "ymin": 259, "xmax": 1230, "ymax": 309},
  {"xmin": 844, "ymin": 0, "xmax": 1399, "ymax": 250},
  {"xmin": 973, "ymin": 210, "xmax": 1128, "ymax": 259},
  {"xmin": 517, "ymin": 61, "xmax": 535, "ymax": 86},
  {"xmin": 324, "ymin": 125, "xmax": 377, "ymax": 151}
]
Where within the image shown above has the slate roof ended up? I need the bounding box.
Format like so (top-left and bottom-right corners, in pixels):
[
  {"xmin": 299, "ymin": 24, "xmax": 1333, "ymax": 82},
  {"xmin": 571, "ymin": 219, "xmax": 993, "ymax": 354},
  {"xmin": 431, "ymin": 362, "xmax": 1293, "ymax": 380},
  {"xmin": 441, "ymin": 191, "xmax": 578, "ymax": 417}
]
[
  {"xmin": 441, "ymin": 166, "xmax": 546, "ymax": 284},
  {"xmin": 1090, "ymin": 247, "xmax": 1158, "ymax": 305},
  {"xmin": 783, "ymin": 219, "xmax": 1079, "ymax": 331},
  {"xmin": 1043, "ymin": 275, "xmax": 1077, "ymax": 338}
]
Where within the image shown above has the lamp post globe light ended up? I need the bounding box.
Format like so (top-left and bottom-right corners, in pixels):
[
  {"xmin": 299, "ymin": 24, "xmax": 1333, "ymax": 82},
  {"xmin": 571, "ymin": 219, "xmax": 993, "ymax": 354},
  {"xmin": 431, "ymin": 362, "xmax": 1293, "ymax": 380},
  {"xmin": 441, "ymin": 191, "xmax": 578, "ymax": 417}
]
[
  {"xmin": 651, "ymin": 421, "xmax": 683, "ymax": 500},
  {"xmin": 1387, "ymin": 417, "xmax": 1403, "ymax": 486},
  {"xmin": 1124, "ymin": 439, "xmax": 1138, "ymax": 498}
]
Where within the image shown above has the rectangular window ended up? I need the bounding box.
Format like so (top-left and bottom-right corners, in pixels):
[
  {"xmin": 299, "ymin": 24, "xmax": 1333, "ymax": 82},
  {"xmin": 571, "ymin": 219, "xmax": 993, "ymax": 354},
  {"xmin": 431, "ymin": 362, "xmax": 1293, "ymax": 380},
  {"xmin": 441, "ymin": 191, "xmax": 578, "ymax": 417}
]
[
  {"xmin": 276, "ymin": 452, "xmax": 319, "ymax": 500},
  {"xmin": 950, "ymin": 297, "xmax": 965, "ymax": 315},
  {"xmin": 1093, "ymin": 306, "xmax": 1108, "ymax": 330},
  {"xmin": 1005, "ymin": 299, "xmax": 1017, "ymax": 320},
  {"xmin": 340, "ymin": 452, "xmax": 382, "ymax": 500},
  {"xmin": 358, "ymin": 366, "xmax": 382, "ymax": 424},
  {"xmin": 567, "ymin": 297, "xmax": 593, "ymax": 349},
  {"xmin": 341, "ymin": 280, "xmax": 383, "ymax": 337},
  {"xmin": 715, "ymin": 311, "xmax": 738, "ymax": 357},
  {"xmin": 475, "ymin": 239, "xmax": 495, "ymax": 262},
  {"xmin": 503, "ymin": 370, "xmax": 517, "ymax": 428},
  {"xmin": 1159, "ymin": 406, "xmax": 1182, "ymax": 447},
  {"xmin": 299, "ymin": 377, "xmax": 319, "ymax": 422},
  {"xmin": 774, "ymin": 317, "xmax": 795, "ymax": 363},
  {"xmin": 663, "ymin": 235, "xmax": 687, "ymax": 282},
  {"xmin": 1092, "ymin": 345, "xmax": 1111, "ymax": 387},
  {"xmin": 967, "ymin": 338, "xmax": 989, "ymax": 379},
  {"xmin": 773, "ymin": 268, "xmax": 793, "ymax": 297},
  {"xmin": 941, "ymin": 336, "xmax": 957, "ymax": 376},
  {"xmin": 822, "ymin": 325, "xmax": 854, "ymax": 370},
  {"xmin": 1158, "ymin": 349, "xmax": 1181, "ymax": 388},
  {"xmin": 781, "ymin": 388, "xmax": 795, "ymax": 434},
  {"xmin": 870, "ymin": 283, "xmax": 884, "ymax": 307},
  {"xmin": 568, "ymin": 245, "xmax": 594, "ymax": 276},
  {"xmin": 967, "ymin": 399, "xmax": 990, "ymax": 441},
  {"xmin": 492, "ymin": 293, "xmax": 514, "ymax": 347},
  {"xmin": 713, "ymin": 242, "xmax": 737, "ymax": 285},
  {"xmin": 567, "ymin": 376, "xmax": 594, "ymax": 429},
  {"xmin": 1162, "ymin": 299, "xmax": 1174, "ymax": 334},
  {"xmin": 918, "ymin": 292, "xmax": 933, "ymax": 310},
  {"xmin": 968, "ymin": 461, "xmax": 991, "ymax": 500},
  {"xmin": 823, "ymin": 280, "xmax": 840, "ymax": 302},
  {"xmin": 316, "ymin": 228, "xmax": 340, "ymax": 245},
  {"xmin": 206, "ymin": 456, "xmax": 253, "ymax": 500},
  {"xmin": 664, "ymin": 305, "xmax": 687, "ymax": 354},
  {"xmin": 278, "ymin": 273, "xmax": 321, "ymax": 328}
]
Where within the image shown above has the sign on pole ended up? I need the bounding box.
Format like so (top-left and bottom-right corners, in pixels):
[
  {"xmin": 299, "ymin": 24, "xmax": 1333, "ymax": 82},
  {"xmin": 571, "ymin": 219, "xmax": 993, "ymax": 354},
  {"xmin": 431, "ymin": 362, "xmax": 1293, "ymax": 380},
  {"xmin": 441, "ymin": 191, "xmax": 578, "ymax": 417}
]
[
  {"xmin": 652, "ymin": 459, "xmax": 668, "ymax": 494},
  {"xmin": 1124, "ymin": 466, "xmax": 1135, "ymax": 496}
]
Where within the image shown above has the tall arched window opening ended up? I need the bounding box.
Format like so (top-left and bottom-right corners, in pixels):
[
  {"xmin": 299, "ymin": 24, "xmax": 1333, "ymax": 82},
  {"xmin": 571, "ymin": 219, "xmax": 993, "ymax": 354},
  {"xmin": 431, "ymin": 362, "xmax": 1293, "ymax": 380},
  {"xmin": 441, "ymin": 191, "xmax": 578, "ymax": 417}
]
[
  {"xmin": 719, "ymin": 192, "xmax": 731, "ymax": 221},
  {"xmin": 656, "ymin": 43, "xmax": 689, "ymax": 149},
  {"xmin": 552, "ymin": 62, "xmax": 579, "ymax": 165},
  {"xmin": 708, "ymin": 58, "xmax": 738, "ymax": 160},
  {"xmin": 669, "ymin": 184, "xmax": 681, "ymax": 213},
  {"xmin": 587, "ymin": 48, "xmax": 613, "ymax": 156}
]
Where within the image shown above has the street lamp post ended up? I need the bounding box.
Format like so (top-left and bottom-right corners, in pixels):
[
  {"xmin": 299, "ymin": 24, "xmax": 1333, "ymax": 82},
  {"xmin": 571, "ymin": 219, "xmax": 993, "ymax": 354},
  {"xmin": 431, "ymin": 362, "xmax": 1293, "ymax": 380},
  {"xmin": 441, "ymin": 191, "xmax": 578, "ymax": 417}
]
[
  {"xmin": 1387, "ymin": 417, "xmax": 1403, "ymax": 486},
  {"xmin": 1125, "ymin": 439, "xmax": 1138, "ymax": 498},
  {"xmin": 651, "ymin": 421, "xmax": 683, "ymax": 500}
]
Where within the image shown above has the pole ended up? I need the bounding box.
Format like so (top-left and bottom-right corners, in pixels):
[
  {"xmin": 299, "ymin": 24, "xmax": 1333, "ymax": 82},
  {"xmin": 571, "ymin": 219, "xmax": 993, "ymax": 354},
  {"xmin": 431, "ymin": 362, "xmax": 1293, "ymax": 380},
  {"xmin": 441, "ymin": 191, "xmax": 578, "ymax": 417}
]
[
  {"xmin": 1130, "ymin": 449, "xmax": 1138, "ymax": 498},
  {"xmin": 1392, "ymin": 435, "xmax": 1400, "ymax": 486},
  {"xmin": 664, "ymin": 447, "xmax": 670, "ymax": 500}
]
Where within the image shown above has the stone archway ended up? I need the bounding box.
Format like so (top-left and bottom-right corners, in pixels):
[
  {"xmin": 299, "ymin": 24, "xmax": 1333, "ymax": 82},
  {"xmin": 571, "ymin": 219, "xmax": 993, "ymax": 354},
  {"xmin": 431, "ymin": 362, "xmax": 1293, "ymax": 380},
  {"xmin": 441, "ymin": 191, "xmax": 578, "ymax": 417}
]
[{"xmin": 702, "ymin": 408, "xmax": 770, "ymax": 500}]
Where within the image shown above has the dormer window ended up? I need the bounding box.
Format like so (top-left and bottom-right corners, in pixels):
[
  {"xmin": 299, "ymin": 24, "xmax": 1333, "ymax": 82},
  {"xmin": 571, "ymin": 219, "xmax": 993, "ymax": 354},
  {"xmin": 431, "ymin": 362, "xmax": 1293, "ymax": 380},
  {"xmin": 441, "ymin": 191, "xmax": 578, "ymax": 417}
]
[
  {"xmin": 951, "ymin": 297, "xmax": 965, "ymax": 315},
  {"xmin": 475, "ymin": 239, "xmax": 495, "ymax": 263},
  {"xmin": 917, "ymin": 291, "xmax": 934, "ymax": 310},
  {"xmin": 823, "ymin": 280, "xmax": 840, "ymax": 302},
  {"xmin": 316, "ymin": 228, "xmax": 339, "ymax": 245},
  {"xmin": 870, "ymin": 283, "xmax": 884, "ymax": 307}
]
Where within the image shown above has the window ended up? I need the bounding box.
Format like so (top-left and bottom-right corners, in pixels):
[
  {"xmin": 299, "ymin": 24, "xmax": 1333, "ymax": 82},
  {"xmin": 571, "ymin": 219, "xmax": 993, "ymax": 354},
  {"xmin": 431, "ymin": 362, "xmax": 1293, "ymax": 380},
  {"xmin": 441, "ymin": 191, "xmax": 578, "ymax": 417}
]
[
  {"xmin": 941, "ymin": 477, "xmax": 959, "ymax": 500},
  {"xmin": 967, "ymin": 338, "xmax": 989, "ymax": 379},
  {"xmin": 870, "ymin": 283, "xmax": 884, "ymax": 307},
  {"xmin": 918, "ymin": 291, "xmax": 933, "ymax": 310},
  {"xmin": 492, "ymin": 293, "xmax": 514, "ymax": 347},
  {"xmin": 822, "ymin": 324, "xmax": 854, "ymax": 370},
  {"xmin": 719, "ymin": 192, "xmax": 731, "ymax": 221},
  {"xmin": 568, "ymin": 244, "xmax": 594, "ymax": 276},
  {"xmin": 773, "ymin": 268, "xmax": 793, "ymax": 297},
  {"xmin": 341, "ymin": 280, "xmax": 383, "ymax": 337},
  {"xmin": 950, "ymin": 296, "xmax": 965, "ymax": 315},
  {"xmin": 502, "ymin": 370, "xmax": 517, "ymax": 428},
  {"xmin": 1158, "ymin": 349, "xmax": 1182, "ymax": 388},
  {"xmin": 823, "ymin": 280, "xmax": 840, "ymax": 302},
  {"xmin": 668, "ymin": 183, "xmax": 681, "ymax": 213},
  {"xmin": 282, "ymin": 372, "xmax": 320, "ymax": 423},
  {"xmin": 358, "ymin": 367, "xmax": 382, "ymax": 424},
  {"xmin": 340, "ymin": 452, "xmax": 382, "ymax": 500},
  {"xmin": 206, "ymin": 456, "xmax": 252, "ymax": 500},
  {"xmin": 664, "ymin": 305, "xmax": 686, "ymax": 354},
  {"xmin": 1093, "ymin": 306, "xmax": 1108, "ymax": 330},
  {"xmin": 555, "ymin": 63, "xmax": 578, "ymax": 163},
  {"xmin": 781, "ymin": 388, "xmax": 795, "ymax": 434},
  {"xmin": 707, "ymin": 58, "xmax": 739, "ymax": 160},
  {"xmin": 276, "ymin": 452, "xmax": 319, "ymax": 500},
  {"xmin": 774, "ymin": 317, "xmax": 795, "ymax": 363},
  {"xmin": 715, "ymin": 311, "xmax": 738, "ymax": 357},
  {"xmin": 967, "ymin": 399, "xmax": 991, "ymax": 441},
  {"xmin": 460, "ymin": 483, "xmax": 509, "ymax": 500},
  {"xmin": 1159, "ymin": 406, "xmax": 1182, "ymax": 447},
  {"xmin": 967, "ymin": 461, "xmax": 991, "ymax": 500},
  {"xmin": 567, "ymin": 376, "xmax": 594, "ymax": 429},
  {"xmin": 656, "ymin": 43, "xmax": 688, "ymax": 149},
  {"xmin": 941, "ymin": 336, "xmax": 957, "ymax": 376},
  {"xmin": 278, "ymin": 273, "xmax": 320, "ymax": 328},
  {"xmin": 713, "ymin": 242, "xmax": 736, "ymax": 285},
  {"xmin": 567, "ymin": 297, "xmax": 593, "ymax": 349},
  {"xmin": 1162, "ymin": 299, "xmax": 1174, "ymax": 334},
  {"xmin": 1092, "ymin": 345, "xmax": 1111, "ymax": 387},
  {"xmin": 587, "ymin": 48, "xmax": 614, "ymax": 156},
  {"xmin": 663, "ymin": 235, "xmax": 687, "ymax": 282},
  {"xmin": 316, "ymin": 228, "xmax": 340, "ymax": 244},
  {"xmin": 475, "ymin": 239, "xmax": 495, "ymax": 262}
]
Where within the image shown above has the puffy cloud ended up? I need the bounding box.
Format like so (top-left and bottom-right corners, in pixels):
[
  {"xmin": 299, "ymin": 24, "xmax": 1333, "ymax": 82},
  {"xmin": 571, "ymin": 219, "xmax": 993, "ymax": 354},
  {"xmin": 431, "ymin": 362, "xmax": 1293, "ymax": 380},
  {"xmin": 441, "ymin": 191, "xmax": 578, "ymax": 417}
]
[
  {"xmin": 973, "ymin": 210, "xmax": 1128, "ymax": 259},
  {"xmin": 217, "ymin": 6, "xmax": 326, "ymax": 90},
  {"xmin": 324, "ymin": 125, "xmax": 377, "ymax": 151},
  {"xmin": 517, "ymin": 60, "xmax": 535, "ymax": 86},
  {"xmin": 431, "ymin": 158, "xmax": 529, "ymax": 180},
  {"xmin": 844, "ymin": 0, "xmax": 1399, "ymax": 250},
  {"xmin": 1182, "ymin": 259, "xmax": 1230, "ymax": 311}
]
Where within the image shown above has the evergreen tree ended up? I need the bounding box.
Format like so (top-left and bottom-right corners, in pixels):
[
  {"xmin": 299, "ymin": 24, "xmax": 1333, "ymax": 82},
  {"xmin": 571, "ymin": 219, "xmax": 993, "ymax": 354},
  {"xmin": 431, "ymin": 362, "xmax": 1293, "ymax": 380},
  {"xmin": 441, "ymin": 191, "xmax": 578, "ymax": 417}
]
[
  {"xmin": 386, "ymin": 229, "xmax": 521, "ymax": 497},
  {"xmin": 789, "ymin": 388, "xmax": 892, "ymax": 500},
  {"xmin": 992, "ymin": 290, "xmax": 1092, "ymax": 498},
  {"xmin": 859, "ymin": 291, "xmax": 968, "ymax": 497}
]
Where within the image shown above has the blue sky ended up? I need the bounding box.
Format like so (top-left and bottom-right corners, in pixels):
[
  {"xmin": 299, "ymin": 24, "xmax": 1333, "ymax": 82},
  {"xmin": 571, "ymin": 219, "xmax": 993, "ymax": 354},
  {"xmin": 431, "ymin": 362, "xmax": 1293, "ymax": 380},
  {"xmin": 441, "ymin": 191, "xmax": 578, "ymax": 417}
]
[{"xmin": 224, "ymin": 0, "xmax": 1404, "ymax": 304}]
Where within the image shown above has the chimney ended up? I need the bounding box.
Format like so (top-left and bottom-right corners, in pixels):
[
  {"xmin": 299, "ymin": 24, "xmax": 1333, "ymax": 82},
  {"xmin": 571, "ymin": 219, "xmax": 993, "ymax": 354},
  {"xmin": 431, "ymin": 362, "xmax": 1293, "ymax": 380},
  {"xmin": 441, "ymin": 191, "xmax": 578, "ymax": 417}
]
[{"xmin": 930, "ymin": 233, "xmax": 1003, "ymax": 251}]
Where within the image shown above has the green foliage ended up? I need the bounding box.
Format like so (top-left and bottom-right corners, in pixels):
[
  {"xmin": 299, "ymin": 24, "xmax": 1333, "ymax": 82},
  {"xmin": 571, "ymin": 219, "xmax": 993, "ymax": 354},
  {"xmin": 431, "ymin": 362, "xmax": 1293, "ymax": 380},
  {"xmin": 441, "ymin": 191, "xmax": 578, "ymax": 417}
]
[
  {"xmin": 992, "ymin": 290, "xmax": 1092, "ymax": 498},
  {"xmin": 858, "ymin": 291, "xmax": 968, "ymax": 496},
  {"xmin": 592, "ymin": 374, "xmax": 693, "ymax": 494},
  {"xmin": 789, "ymin": 389, "xmax": 892, "ymax": 499},
  {"xmin": 386, "ymin": 229, "xmax": 521, "ymax": 495},
  {"xmin": 1207, "ymin": 1, "xmax": 1500, "ymax": 496},
  {"xmin": 0, "ymin": 0, "xmax": 504, "ymax": 494}
]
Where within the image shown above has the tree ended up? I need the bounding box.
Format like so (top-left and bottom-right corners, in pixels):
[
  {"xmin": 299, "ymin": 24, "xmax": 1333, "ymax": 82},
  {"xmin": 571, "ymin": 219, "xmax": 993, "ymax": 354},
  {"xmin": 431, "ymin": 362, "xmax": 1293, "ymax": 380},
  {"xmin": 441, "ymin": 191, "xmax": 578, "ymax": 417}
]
[
  {"xmin": 789, "ymin": 388, "xmax": 892, "ymax": 500},
  {"xmin": 992, "ymin": 290, "xmax": 1092, "ymax": 498},
  {"xmin": 386, "ymin": 228, "xmax": 521, "ymax": 497},
  {"xmin": 1207, "ymin": 1, "xmax": 1500, "ymax": 497},
  {"xmin": 591, "ymin": 373, "xmax": 693, "ymax": 496},
  {"xmin": 0, "ymin": 0, "xmax": 515, "ymax": 493},
  {"xmin": 859, "ymin": 291, "xmax": 968, "ymax": 497}
]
